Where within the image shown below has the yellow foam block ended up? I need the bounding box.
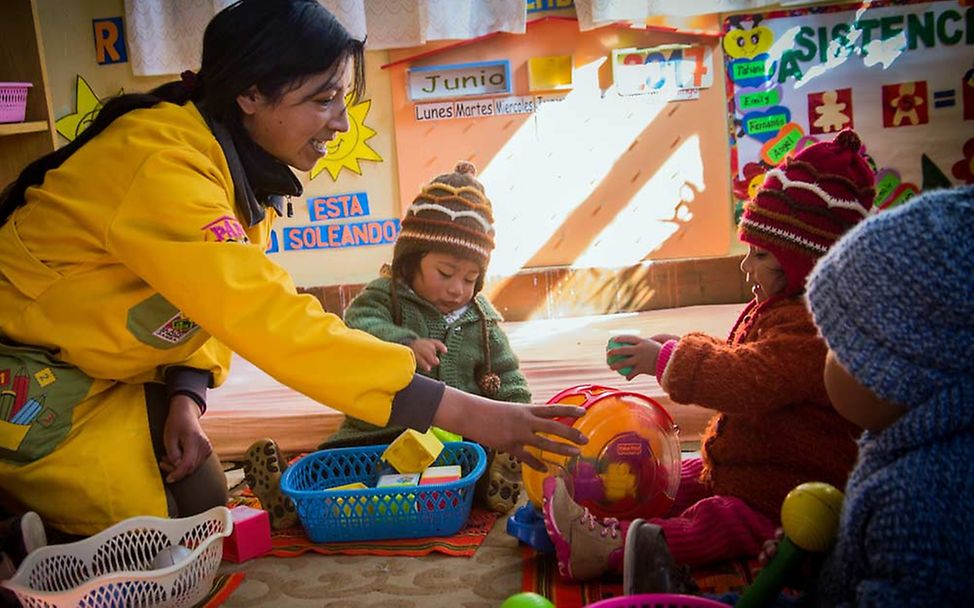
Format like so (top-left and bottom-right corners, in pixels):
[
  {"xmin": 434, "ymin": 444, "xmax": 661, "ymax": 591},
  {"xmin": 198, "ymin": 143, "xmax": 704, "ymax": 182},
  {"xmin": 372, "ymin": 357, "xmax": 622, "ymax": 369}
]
[
  {"xmin": 328, "ymin": 482, "xmax": 368, "ymax": 491},
  {"xmin": 382, "ymin": 429, "xmax": 444, "ymax": 474}
]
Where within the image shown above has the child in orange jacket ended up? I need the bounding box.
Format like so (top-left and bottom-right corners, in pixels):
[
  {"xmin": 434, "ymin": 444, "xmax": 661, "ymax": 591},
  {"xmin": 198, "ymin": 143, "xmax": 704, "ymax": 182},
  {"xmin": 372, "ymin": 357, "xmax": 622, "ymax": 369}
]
[{"xmin": 542, "ymin": 130, "xmax": 874, "ymax": 585}]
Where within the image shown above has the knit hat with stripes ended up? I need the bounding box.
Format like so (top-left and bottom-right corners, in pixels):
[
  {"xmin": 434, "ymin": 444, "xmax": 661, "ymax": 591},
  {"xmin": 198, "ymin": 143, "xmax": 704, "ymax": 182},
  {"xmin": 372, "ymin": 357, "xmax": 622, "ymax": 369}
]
[
  {"xmin": 393, "ymin": 161, "xmax": 495, "ymax": 292},
  {"xmin": 739, "ymin": 129, "xmax": 875, "ymax": 294}
]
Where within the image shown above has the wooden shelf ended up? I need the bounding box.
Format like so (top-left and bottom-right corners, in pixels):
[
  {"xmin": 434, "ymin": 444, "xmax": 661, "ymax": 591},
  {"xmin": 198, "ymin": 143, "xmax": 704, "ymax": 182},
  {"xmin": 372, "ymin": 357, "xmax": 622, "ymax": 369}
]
[
  {"xmin": 0, "ymin": 0, "xmax": 56, "ymax": 186},
  {"xmin": 0, "ymin": 121, "xmax": 49, "ymax": 136}
]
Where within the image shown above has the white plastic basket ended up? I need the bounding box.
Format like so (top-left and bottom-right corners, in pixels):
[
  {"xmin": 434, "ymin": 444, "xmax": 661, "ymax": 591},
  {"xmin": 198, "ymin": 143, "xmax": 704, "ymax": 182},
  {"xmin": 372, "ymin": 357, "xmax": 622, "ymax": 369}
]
[{"xmin": 1, "ymin": 506, "xmax": 233, "ymax": 608}]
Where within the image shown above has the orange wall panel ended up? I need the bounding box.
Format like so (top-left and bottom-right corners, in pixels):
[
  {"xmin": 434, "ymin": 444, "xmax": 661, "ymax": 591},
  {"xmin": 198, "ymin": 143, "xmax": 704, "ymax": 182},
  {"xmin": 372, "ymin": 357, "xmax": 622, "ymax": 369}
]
[{"xmin": 388, "ymin": 18, "xmax": 733, "ymax": 284}]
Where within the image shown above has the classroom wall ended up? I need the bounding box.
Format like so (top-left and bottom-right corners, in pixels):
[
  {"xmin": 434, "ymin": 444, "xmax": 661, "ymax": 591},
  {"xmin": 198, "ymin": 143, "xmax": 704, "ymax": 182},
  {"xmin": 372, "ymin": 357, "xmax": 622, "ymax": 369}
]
[
  {"xmin": 35, "ymin": 0, "xmax": 404, "ymax": 287},
  {"xmin": 388, "ymin": 19, "xmax": 733, "ymax": 274},
  {"xmin": 37, "ymin": 0, "xmax": 166, "ymax": 123},
  {"xmin": 34, "ymin": 1, "xmax": 743, "ymax": 293}
]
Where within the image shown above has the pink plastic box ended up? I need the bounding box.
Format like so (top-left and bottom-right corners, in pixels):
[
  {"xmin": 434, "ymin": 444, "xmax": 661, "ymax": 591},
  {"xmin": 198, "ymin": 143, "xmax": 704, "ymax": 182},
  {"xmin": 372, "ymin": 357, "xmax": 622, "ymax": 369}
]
[{"xmin": 222, "ymin": 506, "xmax": 272, "ymax": 563}]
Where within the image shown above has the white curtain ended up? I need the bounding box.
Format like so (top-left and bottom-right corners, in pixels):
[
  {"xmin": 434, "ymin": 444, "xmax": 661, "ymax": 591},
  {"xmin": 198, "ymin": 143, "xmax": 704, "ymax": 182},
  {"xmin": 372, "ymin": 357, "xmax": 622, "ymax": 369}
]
[
  {"xmin": 364, "ymin": 0, "xmax": 526, "ymax": 50},
  {"xmin": 124, "ymin": 0, "xmax": 801, "ymax": 74},
  {"xmin": 573, "ymin": 0, "xmax": 784, "ymax": 31},
  {"xmin": 124, "ymin": 0, "xmax": 234, "ymax": 76},
  {"xmin": 124, "ymin": 0, "xmax": 525, "ymax": 76}
]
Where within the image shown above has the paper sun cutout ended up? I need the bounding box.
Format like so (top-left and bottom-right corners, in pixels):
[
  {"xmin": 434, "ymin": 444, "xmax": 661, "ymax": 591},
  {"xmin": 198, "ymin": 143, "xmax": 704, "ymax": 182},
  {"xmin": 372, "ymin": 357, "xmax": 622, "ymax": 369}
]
[
  {"xmin": 310, "ymin": 94, "xmax": 383, "ymax": 181},
  {"xmin": 56, "ymin": 75, "xmax": 120, "ymax": 142}
]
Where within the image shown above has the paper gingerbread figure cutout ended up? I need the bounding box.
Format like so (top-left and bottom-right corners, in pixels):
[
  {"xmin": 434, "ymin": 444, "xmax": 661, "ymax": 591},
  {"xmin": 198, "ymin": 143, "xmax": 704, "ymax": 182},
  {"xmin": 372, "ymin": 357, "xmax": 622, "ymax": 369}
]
[{"xmin": 813, "ymin": 90, "xmax": 850, "ymax": 132}]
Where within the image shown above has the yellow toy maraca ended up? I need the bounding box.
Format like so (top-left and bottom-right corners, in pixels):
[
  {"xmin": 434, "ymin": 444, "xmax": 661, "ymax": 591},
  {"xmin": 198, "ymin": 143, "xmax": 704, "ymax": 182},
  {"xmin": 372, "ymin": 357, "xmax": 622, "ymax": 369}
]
[{"xmin": 737, "ymin": 482, "xmax": 844, "ymax": 608}]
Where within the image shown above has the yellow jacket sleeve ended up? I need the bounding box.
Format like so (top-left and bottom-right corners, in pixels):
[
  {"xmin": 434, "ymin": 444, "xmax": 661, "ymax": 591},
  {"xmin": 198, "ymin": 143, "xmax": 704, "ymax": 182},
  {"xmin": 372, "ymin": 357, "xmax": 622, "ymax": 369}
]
[{"xmin": 106, "ymin": 149, "xmax": 415, "ymax": 426}]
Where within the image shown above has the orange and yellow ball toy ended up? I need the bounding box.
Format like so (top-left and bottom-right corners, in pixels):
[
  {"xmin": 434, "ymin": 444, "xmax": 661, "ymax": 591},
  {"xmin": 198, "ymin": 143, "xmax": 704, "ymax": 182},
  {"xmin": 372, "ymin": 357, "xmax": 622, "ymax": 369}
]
[{"xmin": 522, "ymin": 384, "xmax": 681, "ymax": 521}]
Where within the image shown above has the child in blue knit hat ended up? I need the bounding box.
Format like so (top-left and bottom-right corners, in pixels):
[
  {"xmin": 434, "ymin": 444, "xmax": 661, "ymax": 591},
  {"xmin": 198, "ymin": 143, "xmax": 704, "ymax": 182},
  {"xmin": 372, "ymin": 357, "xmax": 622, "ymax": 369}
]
[{"xmin": 805, "ymin": 184, "xmax": 974, "ymax": 606}]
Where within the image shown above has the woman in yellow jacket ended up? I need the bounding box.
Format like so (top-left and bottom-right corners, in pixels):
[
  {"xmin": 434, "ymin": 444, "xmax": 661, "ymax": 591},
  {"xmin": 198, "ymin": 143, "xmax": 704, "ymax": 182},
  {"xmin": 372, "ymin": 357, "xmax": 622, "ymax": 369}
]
[{"xmin": 0, "ymin": 0, "xmax": 584, "ymax": 542}]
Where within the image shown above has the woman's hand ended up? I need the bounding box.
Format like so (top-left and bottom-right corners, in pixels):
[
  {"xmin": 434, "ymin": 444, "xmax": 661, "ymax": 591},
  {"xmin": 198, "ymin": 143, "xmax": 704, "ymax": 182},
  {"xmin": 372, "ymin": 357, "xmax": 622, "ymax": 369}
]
[
  {"xmin": 159, "ymin": 395, "xmax": 212, "ymax": 483},
  {"xmin": 409, "ymin": 338, "xmax": 448, "ymax": 372},
  {"xmin": 432, "ymin": 387, "xmax": 587, "ymax": 471},
  {"xmin": 607, "ymin": 335, "xmax": 663, "ymax": 381}
]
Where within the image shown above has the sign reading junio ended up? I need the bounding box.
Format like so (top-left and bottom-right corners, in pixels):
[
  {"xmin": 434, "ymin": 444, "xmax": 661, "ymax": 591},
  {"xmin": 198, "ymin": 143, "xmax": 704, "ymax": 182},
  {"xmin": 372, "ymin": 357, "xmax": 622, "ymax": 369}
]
[{"xmin": 408, "ymin": 60, "xmax": 512, "ymax": 102}]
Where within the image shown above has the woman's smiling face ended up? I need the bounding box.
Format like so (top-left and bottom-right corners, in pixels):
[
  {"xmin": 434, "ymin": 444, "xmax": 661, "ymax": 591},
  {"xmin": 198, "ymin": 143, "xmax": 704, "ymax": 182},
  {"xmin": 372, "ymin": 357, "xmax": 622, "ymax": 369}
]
[{"xmin": 236, "ymin": 59, "xmax": 353, "ymax": 171}]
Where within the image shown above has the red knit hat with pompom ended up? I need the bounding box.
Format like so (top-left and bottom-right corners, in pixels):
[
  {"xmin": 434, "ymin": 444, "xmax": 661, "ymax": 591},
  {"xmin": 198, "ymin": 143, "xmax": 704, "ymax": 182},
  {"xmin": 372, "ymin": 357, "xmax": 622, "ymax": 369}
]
[{"xmin": 739, "ymin": 129, "xmax": 876, "ymax": 294}]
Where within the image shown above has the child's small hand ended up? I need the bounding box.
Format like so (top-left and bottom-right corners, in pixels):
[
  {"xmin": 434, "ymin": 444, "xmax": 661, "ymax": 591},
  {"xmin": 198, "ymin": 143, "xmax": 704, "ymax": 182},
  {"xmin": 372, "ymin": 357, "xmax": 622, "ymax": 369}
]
[
  {"xmin": 650, "ymin": 333, "xmax": 680, "ymax": 343},
  {"xmin": 607, "ymin": 335, "xmax": 663, "ymax": 380},
  {"xmin": 410, "ymin": 338, "xmax": 448, "ymax": 372},
  {"xmin": 759, "ymin": 528, "xmax": 785, "ymax": 565}
]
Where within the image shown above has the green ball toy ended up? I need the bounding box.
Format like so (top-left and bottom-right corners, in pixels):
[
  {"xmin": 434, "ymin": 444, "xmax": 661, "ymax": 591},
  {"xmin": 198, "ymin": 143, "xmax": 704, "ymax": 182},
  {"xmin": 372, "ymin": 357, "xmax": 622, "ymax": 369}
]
[
  {"xmin": 606, "ymin": 337, "xmax": 634, "ymax": 376},
  {"xmin": 500, "ymin": 592, "xmax": 555, "ymax": 608},
  {"xmin": 737, "ymin": 482, "xmax": 844, "ymax": 608}
]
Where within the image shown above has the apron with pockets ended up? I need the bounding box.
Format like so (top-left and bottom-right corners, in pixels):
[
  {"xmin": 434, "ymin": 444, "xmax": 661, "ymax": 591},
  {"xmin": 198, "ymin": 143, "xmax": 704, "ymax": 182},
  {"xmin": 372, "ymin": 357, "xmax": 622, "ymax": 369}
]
[{"xmin": 0, "ymin": 339, "xmax": 167, "ymax": 536}]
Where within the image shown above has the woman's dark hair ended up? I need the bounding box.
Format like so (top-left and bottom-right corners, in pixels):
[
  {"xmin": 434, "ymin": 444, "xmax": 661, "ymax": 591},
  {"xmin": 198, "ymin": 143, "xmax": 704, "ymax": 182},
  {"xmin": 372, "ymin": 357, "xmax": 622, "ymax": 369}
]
[{"xmin": 0, "ymin": 0, "xmax": 365, "ymax": 225}]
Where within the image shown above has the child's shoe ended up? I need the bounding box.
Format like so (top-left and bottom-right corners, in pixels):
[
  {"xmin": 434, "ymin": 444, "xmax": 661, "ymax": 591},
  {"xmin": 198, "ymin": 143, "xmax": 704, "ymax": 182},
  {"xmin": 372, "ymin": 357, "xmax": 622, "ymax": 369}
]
[
  {"xmin": 623, "ymin": 518, "xmax": 698, "ymax": 595},
  {"xmin": 13, "ymin": 512, "xmax": 45, "ymax": 558},
  {"xmin": 243, "ymin": 438, "xmax": 298, "ymax": 530},
  {"xmin": 541, "ymin": 476, "xmax": 624, "ymax": 581},
  {"xmin": 483, "ymin": 451, "xmax": 522, "ymax": 513}
]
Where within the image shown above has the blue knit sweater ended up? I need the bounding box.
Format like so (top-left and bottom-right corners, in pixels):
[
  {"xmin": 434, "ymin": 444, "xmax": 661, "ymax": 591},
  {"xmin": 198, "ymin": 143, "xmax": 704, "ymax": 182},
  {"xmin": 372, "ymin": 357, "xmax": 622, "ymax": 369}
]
[
  {"xmin": 815, "ymin": 381, "xmax": 974, "ymax": 606},
  {"xmin": 808, "ymin": 187, "xmax": 974, "ymax": 606}
]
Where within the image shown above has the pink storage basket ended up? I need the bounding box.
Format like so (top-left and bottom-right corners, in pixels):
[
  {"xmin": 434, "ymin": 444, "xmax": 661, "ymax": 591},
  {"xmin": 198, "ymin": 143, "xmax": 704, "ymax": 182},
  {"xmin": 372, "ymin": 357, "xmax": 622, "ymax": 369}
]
[
  {"xmin": 0, "ymin": 82, "xmax": 32, "ymax": 123},
  {"xmin": 586, "ymin": 594, "xmax": 730, "ymax": 608}
]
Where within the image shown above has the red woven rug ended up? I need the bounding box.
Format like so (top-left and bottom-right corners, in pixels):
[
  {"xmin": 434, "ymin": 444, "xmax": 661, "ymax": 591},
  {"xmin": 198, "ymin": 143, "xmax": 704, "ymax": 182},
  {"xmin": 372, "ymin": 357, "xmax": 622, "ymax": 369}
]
[
  {"xmin": 230, "ymin": 493, "xmax": 498, "ymax": 558},
  {"xmin": 520, "ymin": 548, "xmax": 758, "ymax": 608},
  {"xmin": 267, "ymin": 508, "xmax": 499, "ymax": 558}
]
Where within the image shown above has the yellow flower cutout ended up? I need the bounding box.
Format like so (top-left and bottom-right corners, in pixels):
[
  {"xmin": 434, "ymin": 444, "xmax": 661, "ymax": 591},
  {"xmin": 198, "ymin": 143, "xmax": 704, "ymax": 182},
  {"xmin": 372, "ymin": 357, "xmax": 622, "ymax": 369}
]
[
  {"xmin": 56, "ymin": 75, "xmax": 119, "ymax": 142},
  {"xmin": 310, "ymin": 93, "xmax": 383, "ymax": 181}
]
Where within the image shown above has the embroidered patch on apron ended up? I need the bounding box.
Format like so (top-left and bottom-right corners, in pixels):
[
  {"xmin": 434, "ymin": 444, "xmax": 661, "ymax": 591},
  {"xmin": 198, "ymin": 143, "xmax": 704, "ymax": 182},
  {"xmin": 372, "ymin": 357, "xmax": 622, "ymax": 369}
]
[{"xmin": 126, "ymin": 293, "xmax": 201, "ymax": 349}]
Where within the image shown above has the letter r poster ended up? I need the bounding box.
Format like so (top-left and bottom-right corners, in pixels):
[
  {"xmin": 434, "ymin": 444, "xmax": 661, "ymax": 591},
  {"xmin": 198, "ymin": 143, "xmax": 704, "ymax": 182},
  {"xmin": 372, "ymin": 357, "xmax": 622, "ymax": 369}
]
[{"xmin": 724, "ymin": 0, "xmax": 974, "ymax": 216}]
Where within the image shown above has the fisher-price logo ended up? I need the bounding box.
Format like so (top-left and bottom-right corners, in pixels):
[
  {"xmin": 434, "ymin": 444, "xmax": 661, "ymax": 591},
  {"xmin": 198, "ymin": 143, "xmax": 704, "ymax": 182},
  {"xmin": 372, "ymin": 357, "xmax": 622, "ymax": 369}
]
[
  {"xmin": 615, "ymin": 442, "xmax": 645, "ymax": 457},
  {"xmin": 201, "ymin": 216, "xmax": 248, "ymax": 243}
]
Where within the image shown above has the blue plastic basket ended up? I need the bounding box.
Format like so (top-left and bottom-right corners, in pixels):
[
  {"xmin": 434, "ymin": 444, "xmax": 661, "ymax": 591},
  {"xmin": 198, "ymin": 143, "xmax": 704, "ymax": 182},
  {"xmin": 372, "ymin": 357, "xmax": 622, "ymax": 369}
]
[{"xmin": 280, "ymin": 441, "xmax": 486, "ymax": 543}]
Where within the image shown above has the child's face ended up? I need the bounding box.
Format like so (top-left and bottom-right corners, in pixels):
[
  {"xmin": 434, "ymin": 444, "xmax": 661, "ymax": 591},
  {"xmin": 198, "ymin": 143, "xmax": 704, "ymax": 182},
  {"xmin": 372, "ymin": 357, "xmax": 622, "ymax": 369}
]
[
  {"xmin": 740, "ymin": 245, "xmax": 788, "ymax": 302},
  {"xmin": 823, "ymin": 350, "xmax": 905, "ymax": 433},
  {"xmin": 411, "ymin": 252, "xmax": 481, "ymax": 315},
  {"xmin": 237, "ymin": 59, "xmax": 353, "ymax": 171}
]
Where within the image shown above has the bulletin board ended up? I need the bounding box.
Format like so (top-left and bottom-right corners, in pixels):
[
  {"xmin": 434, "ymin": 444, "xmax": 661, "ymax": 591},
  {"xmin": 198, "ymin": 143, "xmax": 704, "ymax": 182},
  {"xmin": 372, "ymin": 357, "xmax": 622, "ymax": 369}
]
[{"xmin": 724, "ymin": 0, "xmax": 974, "ymax": 215}]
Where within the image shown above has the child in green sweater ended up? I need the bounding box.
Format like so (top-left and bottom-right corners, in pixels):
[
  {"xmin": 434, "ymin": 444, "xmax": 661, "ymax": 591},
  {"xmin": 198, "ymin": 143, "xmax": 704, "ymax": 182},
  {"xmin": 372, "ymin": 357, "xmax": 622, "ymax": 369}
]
[{"xmin": 323, "ymin": 161, "xmax": 530, "ymax": 513}]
